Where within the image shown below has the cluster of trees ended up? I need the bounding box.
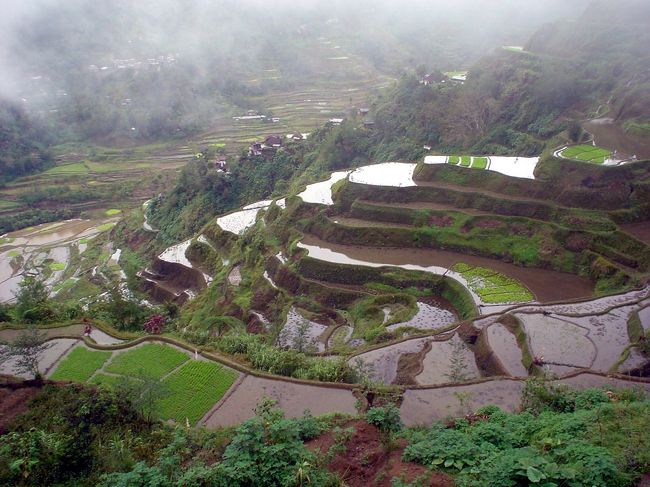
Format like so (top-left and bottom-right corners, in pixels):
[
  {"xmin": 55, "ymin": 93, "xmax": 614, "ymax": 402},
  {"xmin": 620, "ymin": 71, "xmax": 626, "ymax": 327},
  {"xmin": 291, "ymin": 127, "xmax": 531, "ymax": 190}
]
[
  {"xmin": 149, "ymin": 124, "xmax": 365, "ymax": 243},
  {"xmin": 0, "ymin": 102, "xmax": 52, "ymax": 184}
]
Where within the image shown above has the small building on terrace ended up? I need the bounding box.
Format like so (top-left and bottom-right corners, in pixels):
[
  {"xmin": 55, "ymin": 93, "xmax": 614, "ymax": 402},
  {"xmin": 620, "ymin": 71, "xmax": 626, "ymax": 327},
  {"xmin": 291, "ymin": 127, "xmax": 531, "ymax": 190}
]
[{"xmin": 248, "ymin": 134, "xmax": 283, "ymax": 158}]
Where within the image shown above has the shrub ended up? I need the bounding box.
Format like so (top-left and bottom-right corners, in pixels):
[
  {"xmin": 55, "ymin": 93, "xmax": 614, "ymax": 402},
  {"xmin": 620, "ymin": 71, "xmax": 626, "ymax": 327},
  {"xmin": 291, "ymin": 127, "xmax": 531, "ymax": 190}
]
[
  {"xmin": 143, "ymin": 314, "xmax": 166, "ymax": 334},
  {"xmin": 366, "ymin": 404, "xmax": 403, "ymax": 432},
  {"xmin": 403, "ymin": 427, "xmax": 483, "ymax": 471}
]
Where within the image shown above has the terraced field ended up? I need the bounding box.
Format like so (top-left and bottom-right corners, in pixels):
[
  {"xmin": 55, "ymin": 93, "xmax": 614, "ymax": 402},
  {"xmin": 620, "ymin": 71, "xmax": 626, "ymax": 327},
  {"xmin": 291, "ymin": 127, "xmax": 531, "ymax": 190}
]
[
  {"xmin": 141, "ymin": 150, "xmax": 650, "ymax": 394},
  {"xmin": 50, "ymin": 347, "xmax": 112, "ymax": 382},
  {"xmin": 158, "ymin": 361, "xmax": 237, "ymax": 424},
  {"xmin": 105, "ymin": 343, "xmax": 189, "ymax": 378},
  {"xmin": 47, "ymin": 342, "xmax": 239, "ymax": 425},
  {"xmin": 0, "ymin": 40, "xmax": 391, "ymax": 223},
  {"xmin": 560, "ymin": 144, "xmax": 612, "ymax": 164}
]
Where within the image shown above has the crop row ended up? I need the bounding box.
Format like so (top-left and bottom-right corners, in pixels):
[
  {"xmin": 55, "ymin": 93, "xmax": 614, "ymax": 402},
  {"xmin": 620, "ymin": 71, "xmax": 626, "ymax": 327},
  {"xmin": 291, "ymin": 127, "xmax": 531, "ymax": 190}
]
[{"xmin": 157, "ymin": 361, "xmax": 238, "ymax": 425}]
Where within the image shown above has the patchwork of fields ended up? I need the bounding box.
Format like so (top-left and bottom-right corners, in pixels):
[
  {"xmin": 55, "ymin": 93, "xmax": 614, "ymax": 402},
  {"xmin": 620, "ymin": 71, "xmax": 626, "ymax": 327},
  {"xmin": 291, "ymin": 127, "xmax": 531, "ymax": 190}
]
[{"xmin": 50, "ymin": 343, "xmax": 238, "ymax": 425}]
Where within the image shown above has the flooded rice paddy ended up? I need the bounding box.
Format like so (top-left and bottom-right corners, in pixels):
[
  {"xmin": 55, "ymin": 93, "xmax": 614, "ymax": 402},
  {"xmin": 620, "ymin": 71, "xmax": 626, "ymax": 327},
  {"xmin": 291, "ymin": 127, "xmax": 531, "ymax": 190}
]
[
  {"xmin": 298, "ymin": 235, "xmax": 593, "ymax": 303},
  {"xmin": 516, "ymin": 314, "xmax": 595, "ymax": 374},
  {"xmin": 216, "ymin": 207, "xmax": 264, "ymax": 235},
  {"xmin": 0, "ymin": 218, "xmax": 117, "ymax": 302},
  {"xmin": 348, "ymin": 162, "xmax": 417, "ymax": 187},
  {"xmin": 298, "ymin": 171, "xmax": 350, "ymax": 205},
  {"xmin": 201, "ymin": 375, "xmax": 357, "ymax": 427},
  {"xmin": 386, "ymin": 301, "xmax": 457, "ymax": 332},
  {"xmin": 350, "ymin": 337, "xmax": 431, "ymax": 384},
  {"xmin": 424, "ymin": 155, "xmax": 539, "ymax": 179},
  {"xmin": 277, "ymin": 308, "xmax": 328, "ymax": 352},
  {"xmin": 415, "ymin": 335, "xmax": 479, "ymax": 385},
  {"xmin": 0, "ymin": 338, "xmax": 78, "ymax": 379},
  {"xmin": 486, "ymin": 324, "xmax": 527, "ymax": 376}
]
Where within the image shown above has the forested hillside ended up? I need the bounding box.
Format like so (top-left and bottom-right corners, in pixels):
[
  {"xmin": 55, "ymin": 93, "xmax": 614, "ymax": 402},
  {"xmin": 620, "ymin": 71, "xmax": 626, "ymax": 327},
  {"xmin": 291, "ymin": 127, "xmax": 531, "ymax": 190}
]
[
  {"xmin": 0, "ymin": 101, "xmax": 52, "ymax": 183},
  {"xmin": 362, "ymin": 1, "xmax": 650, "ymax": 159}
]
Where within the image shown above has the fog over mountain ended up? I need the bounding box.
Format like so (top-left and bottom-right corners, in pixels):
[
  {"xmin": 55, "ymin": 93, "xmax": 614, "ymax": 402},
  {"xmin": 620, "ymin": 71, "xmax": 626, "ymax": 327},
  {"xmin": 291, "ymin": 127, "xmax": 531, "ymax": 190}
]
[{"xmin": 0, "ymin": 0, "xmax": 590, "ymax": 102}]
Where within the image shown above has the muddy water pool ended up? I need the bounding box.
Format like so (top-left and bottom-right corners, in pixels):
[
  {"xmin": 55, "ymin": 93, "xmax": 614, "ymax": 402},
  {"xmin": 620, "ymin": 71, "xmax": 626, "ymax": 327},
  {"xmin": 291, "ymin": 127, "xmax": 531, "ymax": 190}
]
[
  {"xmin": 201, "ymin": 375, "xmax": 357, "ymax": 427},
  {"xmin": 386, "ymin": 302, "xmax": 457, "ymax": 332},
  {"xmin": 516, "ymin": 314, "xmax": 596, "ymax": 374},
  {"xmin": 415, "ymin": 335, "xmax": 479, "ymax": 385},
  {"xmin": 486, "ymin": 324, "xmax": 527, "ymax": 376},
  {"xmin": 300, "ymin": 235, "xmax": 593, "ymax": 303},
  {"xmin": 277, "ymin": 308, "xmax": 328, "ymax": 352}
]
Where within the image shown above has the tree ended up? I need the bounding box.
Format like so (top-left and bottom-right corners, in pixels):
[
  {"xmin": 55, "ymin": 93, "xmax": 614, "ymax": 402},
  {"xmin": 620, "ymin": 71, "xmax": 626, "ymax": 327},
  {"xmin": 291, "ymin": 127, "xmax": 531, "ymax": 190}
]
[
  {"xmin": 0, "ymin": 326, "xmax": 52, "ymax": 379},
  {"xmin": 568, "ymin": 119, "xmax": 582, "ymax": 142},
  {"xmin": 445, "ymin": 336, "xmax": 471, "ymax": 383},
  {"xmin": 14, "ymin": 273, "xmax": 51, "ymax": 323},
  {"xmin": 115, "ymin": 371, "xmax": 168, "ymax": 423}
]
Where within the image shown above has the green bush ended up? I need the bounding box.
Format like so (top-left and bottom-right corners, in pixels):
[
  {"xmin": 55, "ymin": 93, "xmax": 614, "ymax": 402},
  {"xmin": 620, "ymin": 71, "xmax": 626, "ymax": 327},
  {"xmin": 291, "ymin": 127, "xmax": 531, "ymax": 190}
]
[
  {"xmin": 404, "ymin": 426, "xmax": 483, "ymax": 471},
  {"xmin": 216, "ymin": 333, "xmax": 355, "ymax": 383},
  {"xmin": 366, "ymin": 404, "xmax": 403, "ymax": 432},
  {"xmin": 402, "ymin": 386, "xmax": 649, "ymax": 487}
]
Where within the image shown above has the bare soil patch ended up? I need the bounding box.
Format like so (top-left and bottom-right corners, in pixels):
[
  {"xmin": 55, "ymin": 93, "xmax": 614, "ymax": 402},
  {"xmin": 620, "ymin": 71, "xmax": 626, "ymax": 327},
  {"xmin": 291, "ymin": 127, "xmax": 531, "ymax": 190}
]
[
  {"xmin": 0, "ymin": 377, "xmax": 44, "ymax": 433},
  {"xmin": 307, "ymin": 420, "xmax": 454, "ymax": 487}
]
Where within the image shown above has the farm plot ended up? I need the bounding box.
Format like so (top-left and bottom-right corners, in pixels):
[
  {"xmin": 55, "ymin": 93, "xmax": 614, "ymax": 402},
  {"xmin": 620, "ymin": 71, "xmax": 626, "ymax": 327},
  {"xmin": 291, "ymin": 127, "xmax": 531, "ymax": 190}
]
[
  {"xmin": 50, "ymin": 347, "xmax": 112, "ymax": 382},
  {"xmin": 560, "ymin": 145, "xmax": 611, "ymax": 164},
  {"xmin": 105, "ymin": 343, "xmax": 189, "ymax": 379},
  {"xmin": 89, "ymin": 372, "xmax": 141, "ymax": 388},
  {"xmin": 50, "ymin": 342, "xmax": 239, "ymax": 425},
  {"xmin": 517, "ymin": 314, "xmax": 596, "ymax": 375},
  {"xmin": 444, "ymin": 155, "xmax": 489, "ymax": 170},
  {"xmin": 157, "ymin": 360, "xmax": 238, "ymax": 425},
  {"xmin": 452, "ymin": 263, "xmax": 533, "ymax": 304}
]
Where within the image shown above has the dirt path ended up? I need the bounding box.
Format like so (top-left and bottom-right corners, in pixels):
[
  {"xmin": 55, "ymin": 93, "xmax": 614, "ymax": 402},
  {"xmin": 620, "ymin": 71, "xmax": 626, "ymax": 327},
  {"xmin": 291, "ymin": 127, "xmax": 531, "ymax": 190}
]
[{"xmin": 0, "ymin": 325, "xmax": 122, "ymax": 345}]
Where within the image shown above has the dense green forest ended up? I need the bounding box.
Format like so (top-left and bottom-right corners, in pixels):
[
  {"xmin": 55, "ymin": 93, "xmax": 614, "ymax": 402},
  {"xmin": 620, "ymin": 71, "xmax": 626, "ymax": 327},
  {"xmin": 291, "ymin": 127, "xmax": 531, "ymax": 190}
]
[{"xmin": 0, "ymin": 101, "xmax": 52, "ymax": 183}]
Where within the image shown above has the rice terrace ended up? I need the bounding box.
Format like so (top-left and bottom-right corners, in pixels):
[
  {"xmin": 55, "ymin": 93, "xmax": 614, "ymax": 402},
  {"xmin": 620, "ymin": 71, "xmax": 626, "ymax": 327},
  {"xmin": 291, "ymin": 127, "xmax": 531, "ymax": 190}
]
[{"xmin": 2, "ymin": 0, "xmax": 650, "ymax": 485}]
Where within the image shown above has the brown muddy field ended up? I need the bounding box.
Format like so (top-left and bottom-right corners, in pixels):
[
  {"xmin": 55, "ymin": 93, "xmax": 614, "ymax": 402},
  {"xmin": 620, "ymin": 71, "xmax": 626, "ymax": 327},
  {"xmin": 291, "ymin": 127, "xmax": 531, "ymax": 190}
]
[
  {"xmin": 401, "ymin": 380, "xmax": 525, "ymax": 426},
  {"xmin": 486, "ymin": 324, "xmax": 527, "ymax": 376},
  {"xmin": 201, "ymin": 375, "xmax": 358, "ymax": 427},
  {"xmin": 301, "ymin": 235, "xmax": 594, "ymax": 302},
  {"xmin": 621, "ymin": 221, "xmax": 650, "ymax": 245},
  {"xmin": 400, "ymin": 374, "xmax": 650, "ymax": 426}
]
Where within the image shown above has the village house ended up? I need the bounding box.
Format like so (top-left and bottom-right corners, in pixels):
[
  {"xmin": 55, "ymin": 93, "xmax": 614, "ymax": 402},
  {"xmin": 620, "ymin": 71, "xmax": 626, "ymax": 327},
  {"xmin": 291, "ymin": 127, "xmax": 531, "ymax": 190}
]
[
  {"xmin": 420, "ymin": 72, "xmax": 444, "ymax": 86},
  {"xmin": 328, "ymin": 118, "xmax": 344, "ymax": 126},
  {"xmin": 212, "ymin": 155, "xmax": 228, "ymax": 172},
  {"xmin": 248, "ymin": 134, "xmax": 283, "ymax": 158}
]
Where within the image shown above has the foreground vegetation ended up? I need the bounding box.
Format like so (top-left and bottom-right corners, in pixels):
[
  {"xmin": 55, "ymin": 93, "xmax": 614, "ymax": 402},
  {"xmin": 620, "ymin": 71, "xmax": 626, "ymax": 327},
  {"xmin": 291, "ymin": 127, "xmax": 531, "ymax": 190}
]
[{"xmin": 0, "ymin": 376, "xmax": 648, "ymax": 486}]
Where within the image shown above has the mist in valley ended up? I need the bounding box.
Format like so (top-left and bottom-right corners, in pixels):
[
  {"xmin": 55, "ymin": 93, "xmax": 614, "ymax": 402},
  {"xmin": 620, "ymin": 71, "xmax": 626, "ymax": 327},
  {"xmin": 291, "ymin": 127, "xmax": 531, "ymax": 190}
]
[{"xmin": 0, "ymin": 0, "xmax": 595, "ymax": 141}]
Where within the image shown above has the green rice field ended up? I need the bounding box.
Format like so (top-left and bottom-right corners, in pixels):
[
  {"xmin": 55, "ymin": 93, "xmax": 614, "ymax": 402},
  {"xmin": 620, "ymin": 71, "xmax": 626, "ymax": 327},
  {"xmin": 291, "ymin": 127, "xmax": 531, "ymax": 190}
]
[
  {"xmin": 157, "ymin": 361, "xmax": 238, "ymax": 424},
  {"xmin": 446, "ymin": 155, "xmax": 490, "ymax": 170},
  {"xmin": 560, "ymin": 145, "xmax": 612, "ymax": 164},
  {"xmin": 50, "ymin": 347, "xmax": 112, "ymax": 382},
  {"xmin": 452, "ymin": 263, "xmax": 534, "ymax": 304},
  {"xmin": 105, "ymin": 343, "xmax": 189, "ymax": 379},
  {"xmin": 50, "ymin": 343, "xmax": 239, "ymax": 425}
]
